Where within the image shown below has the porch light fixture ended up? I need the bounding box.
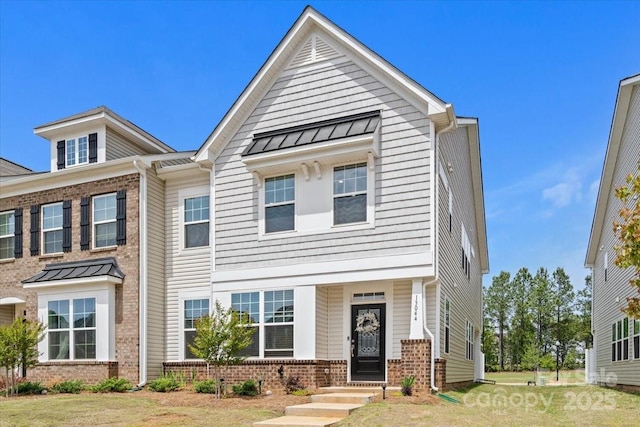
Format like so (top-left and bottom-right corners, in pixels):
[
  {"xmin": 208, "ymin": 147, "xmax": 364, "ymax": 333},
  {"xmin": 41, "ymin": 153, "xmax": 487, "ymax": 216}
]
[
  {"xmin": 381, "ymin": 383, "xmax": 387, "ymax": 399},
  {"xmin": 277, "ymin": 364, "xmax": 284, "ymax": 379},
  {"xmin": 258, "ymin": 379, "xmax": 263, "ymax": 394}
]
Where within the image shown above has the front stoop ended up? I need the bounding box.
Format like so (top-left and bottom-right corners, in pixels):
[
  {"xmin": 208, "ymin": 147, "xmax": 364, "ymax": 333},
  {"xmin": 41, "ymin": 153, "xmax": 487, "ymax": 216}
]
[{"xmin": 253, "ymin": 391, "xmax": 376, "ymax": 427}]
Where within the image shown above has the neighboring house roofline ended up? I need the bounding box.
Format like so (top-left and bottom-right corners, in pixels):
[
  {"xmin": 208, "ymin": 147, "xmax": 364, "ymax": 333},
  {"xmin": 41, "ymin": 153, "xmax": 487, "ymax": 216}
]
[
  {"xmin": 0, "ymin": 157, "xmax": 33, "ymax": 175},
  {"xmin": 193, "ymin": 5, "xmax": 449, "ymax": 164},
  {"xmin": 585, "ymin": 73, "xmax": 640, "ymax": 266},
  {"xmin": 457, "ymin": 117, "xmax": 489, "ymax": 274},
  {"xmin": 34, "ymin": 105, "xmax": 176, "ymax": 154}
]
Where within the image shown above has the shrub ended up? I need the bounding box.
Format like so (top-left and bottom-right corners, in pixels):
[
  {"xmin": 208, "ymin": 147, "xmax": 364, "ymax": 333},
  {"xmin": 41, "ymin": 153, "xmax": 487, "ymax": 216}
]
[
  {"xmin": 50, "ymin": 380, "xmax": 84, "ymax": 394},
  {"xmin": 91, "ymin": 377, "xmax": 132, "ymax": 393},
  {"xmin": 400, "ymin": 375, "xmax": 415, "ymax": 396},
  {"xmin": 148, "ymin": 376, "xmax": 181, "ymax": 392},
  {"xmin": 17, "ymin": 381, "xmax": 45, "ymax": 395},
  {"xmin": 194, "ymin": 379, "xmax": 217, "ymax": 394},
  {"xmin": 291, "ymin": 389, "xmax": 311, "ymax": 396},
  {"xmin": 232, "ymin": 380, "xmax": 258, "ymax": 396},
  {"xmin": 284, "ymin": 376, "xmax": 305, "ymax": 394}
]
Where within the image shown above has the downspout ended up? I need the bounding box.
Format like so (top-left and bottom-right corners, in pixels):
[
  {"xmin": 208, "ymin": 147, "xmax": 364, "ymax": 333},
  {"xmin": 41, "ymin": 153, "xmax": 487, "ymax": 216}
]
[
  {"xmin": 198, "ymin": 163, "xmax": 214, "ymax": 309},
  {"xmin": 133, "ymin": 159, "xmax": 148, "ymax": 388},
  {"xmin": 423, "ymin": 278, "xmax": 439, "ymax": 392}
]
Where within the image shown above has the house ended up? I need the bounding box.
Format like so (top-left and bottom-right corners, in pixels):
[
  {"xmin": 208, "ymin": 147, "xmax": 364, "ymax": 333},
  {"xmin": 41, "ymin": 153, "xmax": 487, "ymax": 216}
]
[
  {"xmin": 0, "ymin": 106, "xmax": 185, "ymax": 386},
  {"xmin": 163, "ymin": 6, "xmax": 489, "ymax": 391},
  {"xmin": 585, "ymin": 73, "xmax": 640, "ymax": 391}
]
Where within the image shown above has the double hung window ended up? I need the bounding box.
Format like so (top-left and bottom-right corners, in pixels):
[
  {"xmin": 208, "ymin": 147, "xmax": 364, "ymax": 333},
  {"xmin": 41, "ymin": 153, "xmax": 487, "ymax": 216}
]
[
  {"xmin": 231, "ymin": 292, "xmax": 260, "ymax": 357},
  {"xmin": 333, "ymin": 163, "xmax": 367, "ymax": 225},
  {"xmin": 66, "ymin": 136, "xmax": 88, "ymax": 167},
  {"xmin": 265, "ymin": 175, "xmax": 295, "ymax": 233},
  {"xmin": 444, "ymin": 297, "xmax": 450, "ymax": 354},
  {"xmin": 0, "ymin": 211, "xmax": 15, "ymax": 259},
  {"xmin": 42, "ymin": 203, "xmax": 63, "ymax": 254},
  {"xmin": 184, "ymin": 196, "xmax": 210, "ymax": 248},
  {"xmin": 48, "ymin": 298, "xmax": 96, "ymax": 360},
  {"xmin": 612, "ymin": 317, "xmax": 629, "ymax": 362},
  {"xmin": 184, "ymin": 299, "xmax": 210, "ymax": 359},
  {"xmin": 93, "ymin": 194, "xmax": 117, "ymax": 248},
  {"xmin": 466, "ymin": 320, "xmax": 474, "ymax": 360}
]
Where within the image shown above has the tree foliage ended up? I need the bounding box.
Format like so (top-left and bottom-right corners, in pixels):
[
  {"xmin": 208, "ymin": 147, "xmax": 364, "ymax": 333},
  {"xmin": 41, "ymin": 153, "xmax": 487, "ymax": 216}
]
[
  {"xmin": 188, "ymin": 300, "xmax": 254, "ymax": 398},
  {"xmin": 0, "ymin": 318, "xmax": 46, "ymax": 397},
  {"xmin": 613, "ymin": 161, "xmax": 640, "ymax": 318},
  {"xmin": 485, "ymin": 271, "xmax": 511, "ymax": 370}
]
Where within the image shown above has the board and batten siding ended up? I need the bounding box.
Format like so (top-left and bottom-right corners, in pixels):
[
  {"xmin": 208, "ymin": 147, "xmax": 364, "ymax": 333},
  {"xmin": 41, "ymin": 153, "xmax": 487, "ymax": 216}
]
[
  {"xmin": 146, "ymin": 171, "xmax": 166, "ymax": 379},
  {"xmin": 327, "ymin": 286, "xmax": 344, "ymax": 360},
  {"xmin": 164, "ymin": 174, "xmax": 211, "ymax": 361},
  {"xmin": 214, "ymin": 56, "xmax": 431, "ymax": 270},
  {"xmin": 592, "ymin": 84, "xmax": 640, "ymax": 386},
  {"xmin": 315, "ymin": 287, "xmax": 329, "ymax": 359},
  {"xmin": 106, "ymin": 129, "xmax": 148, "ymax": 160},
  {"xmin": 437, "ymin": 126, "xmax": 483, "ymax": 383},
  {"xmin": 392, "ymin": 281, "xmax": 411, "ymax": 359}
]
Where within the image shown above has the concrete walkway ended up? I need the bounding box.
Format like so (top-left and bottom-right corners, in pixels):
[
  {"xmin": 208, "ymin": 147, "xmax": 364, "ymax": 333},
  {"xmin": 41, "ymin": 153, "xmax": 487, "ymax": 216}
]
[{"xmin": 254, "ymin": 389, "xmax": 377, "ymax": 427}]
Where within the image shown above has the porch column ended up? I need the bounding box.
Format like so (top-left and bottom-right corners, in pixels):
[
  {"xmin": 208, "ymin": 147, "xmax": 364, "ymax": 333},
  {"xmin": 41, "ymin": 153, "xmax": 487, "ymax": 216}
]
[
  {"xmin": 409, "ymin": 278, "xmax": 425, "ymax": 339},
  {"xmin": 294, "ymin": 285, "xmax": 316, "ymax": 359}
]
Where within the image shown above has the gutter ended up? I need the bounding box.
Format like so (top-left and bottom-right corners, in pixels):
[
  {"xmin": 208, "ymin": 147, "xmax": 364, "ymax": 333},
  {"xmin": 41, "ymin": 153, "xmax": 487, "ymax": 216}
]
[{"xmin": 133, "ymin": 159, "xmax": 149, "ymax": 387}]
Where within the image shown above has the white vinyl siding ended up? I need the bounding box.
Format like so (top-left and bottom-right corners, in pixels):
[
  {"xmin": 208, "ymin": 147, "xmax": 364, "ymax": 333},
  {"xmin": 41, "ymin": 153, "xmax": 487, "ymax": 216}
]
[
  {"xmin": 327, "ymin": 286, "xmax": 344, "ymax": 360},
  {"xmin": 146, "ymin": 172, "xmax": 166, "ymax": 378},
  {"xmin": 316, "ymin": 287, "xmax": 329, "ymax": 359},
  {"xmin": 214, "ymin": 57, "xmax": 431, "ymax": 270},
  {"xmin": 592, "ymin": 84, "xmax": 640, "ymax": 386},
  {"xmin": 165, "ymin": 174, "xmax": 211, "ymax": 361},
  {"xmin": 392, "ymin": 281, "xmax": 411, "ymax": 358}
]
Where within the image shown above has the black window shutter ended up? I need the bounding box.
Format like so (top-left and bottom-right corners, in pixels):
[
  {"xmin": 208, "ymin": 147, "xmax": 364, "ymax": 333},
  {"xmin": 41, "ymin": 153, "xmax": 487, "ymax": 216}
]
[
  {"xmin": 30, "ymin": 205, "xmax": 40, "ymax": 256},
  {"xmin": 14, "ymin": 208, "xmax": 23, "ymax": 258},
  {"xmin": 88, "ymin": 133, "xmax": 98, "ymax": 163},
  {"xmin": 80, "ymin": 197, "xmax": 90, "ymax": 250},
  {"xmin": 116, "ymin": 189, "xmax": 126, "ymax": 245},
  {"xmin": 57, "ymin": 140, "xmax": 66, "ymax": 170},
  {"xmin": 62, "ymin": 200, "xmax": 72, "ymax": 253}
]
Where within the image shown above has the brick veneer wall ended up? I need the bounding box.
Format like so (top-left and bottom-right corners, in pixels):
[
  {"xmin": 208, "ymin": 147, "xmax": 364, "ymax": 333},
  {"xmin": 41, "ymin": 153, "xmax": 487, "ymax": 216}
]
[
  {"xmin": 30, "ymin": 361, "xmax": 118, "ymax": 387},
  {"xmin": 0, "ymin": 173, "xmax": 141, "ymax": 384},
  {"xmin": 164, "ymin": 359, "xmax": 349, "ymax": 390},
  {"xmin": 435, "ymin": 358, "xmax": 447, "ymax": 391}
]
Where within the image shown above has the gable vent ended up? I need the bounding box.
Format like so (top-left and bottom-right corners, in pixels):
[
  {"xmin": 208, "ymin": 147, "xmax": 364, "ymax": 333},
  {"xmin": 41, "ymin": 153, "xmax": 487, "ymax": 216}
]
[{"xmin": 287, "ymin": 34, "xmax": 341, "ymax": 69}]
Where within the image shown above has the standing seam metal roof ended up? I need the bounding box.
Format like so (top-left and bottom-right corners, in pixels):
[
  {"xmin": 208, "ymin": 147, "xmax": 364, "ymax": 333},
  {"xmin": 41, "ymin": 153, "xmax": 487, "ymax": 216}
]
[{"xmin": 21, "ymin": 257, "xmax": 125, "ymax": 284}]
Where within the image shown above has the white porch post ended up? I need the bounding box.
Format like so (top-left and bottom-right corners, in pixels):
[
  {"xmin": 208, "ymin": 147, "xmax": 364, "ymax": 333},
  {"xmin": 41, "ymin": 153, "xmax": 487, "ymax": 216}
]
[
  {"xmin": 294, "ymin": 285, "xmax": 316, "ymax": 359},
  {"xmin": 409, "ymin": 278, "xmax": 425, "ymax": 339}
]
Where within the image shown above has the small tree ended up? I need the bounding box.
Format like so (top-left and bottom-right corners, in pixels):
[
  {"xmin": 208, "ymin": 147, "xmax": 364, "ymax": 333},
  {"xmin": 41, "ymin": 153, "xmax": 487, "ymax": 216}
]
[
  {"xmin": 613, "ymin": 161, "xmax": 640, "ymax": 318},
  {"xmin": 0, "ymin": 318, "xmax": 45, "ymax": 396},
  {"xmin": 188, "ymin": 300, "xmax": 254, "ymax": 398}
]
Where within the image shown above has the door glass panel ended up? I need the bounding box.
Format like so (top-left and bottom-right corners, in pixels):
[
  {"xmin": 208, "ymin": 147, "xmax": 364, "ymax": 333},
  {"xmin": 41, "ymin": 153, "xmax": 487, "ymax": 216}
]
[{"xmin": 356, "ymin": 307, "xmax": 380, "ymax": 357}]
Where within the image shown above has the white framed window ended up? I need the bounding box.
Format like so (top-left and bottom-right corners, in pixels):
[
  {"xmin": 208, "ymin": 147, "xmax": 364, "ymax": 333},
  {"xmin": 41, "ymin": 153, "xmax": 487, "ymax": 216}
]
[
  {"xmin": 93, "ymin": 193, "xmax": 117, "ymax": 248},
  {"xmin": 184, "ymin": 298, "xmax": 210, "ymax": 359},
  {"xmin": 230, "ymin": 290, "xmax": 294, "ymax": 358},
  {"xmin": 184, "ymin": 195, "xmax": 210, "ymax": 248},
  {"xmin": 612, "ymin": 317, "xmax": 629, "ymax": 362},
  {"xmin": 461, "ymin": 224, "xmax": 472, "ymax": 279},
  {"xmin": 604, "ymin": 252, "xmax": 608, "ymax": 282},
  {"xmin": 42, "ymin": 202, "xmax": 63, "ymax": 254},
  {"xmin": 48, "ymin": 297, "xmax": 96, "ymax": 360},
  {"xmin": 0, "ymin": 211, "xmax": 15, "ymax": 260},
  {"xmin": 231, "ymin": 292, "xmax": 260, "ymax": 357},
  {"xmin": 265, "ymin": 174, "xmax": 295, "ymax": 233},
  {"xmin": 466, "ymin": 320, "xmax": 474, "ymax": 361},
  {"xmin": 66, "ymin": 136, "xmax": 88, "ymax": 167},
  {"xmin": 633, "ymin": 319, "xmax": 639, "ymax": 360},
  {"xmin": 444, "ymin": 296, "xmax": 450, "ymax": 354},
  {"xmin": 333, "ymin": 162, "xmax": 367, "ymax": 225}
]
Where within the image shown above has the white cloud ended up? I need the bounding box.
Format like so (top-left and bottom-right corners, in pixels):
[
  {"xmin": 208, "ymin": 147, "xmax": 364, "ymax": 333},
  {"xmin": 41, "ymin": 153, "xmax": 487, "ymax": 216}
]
[{"xmin": 542, "ymin": 167, "xmax": 584, "ymax": 208}]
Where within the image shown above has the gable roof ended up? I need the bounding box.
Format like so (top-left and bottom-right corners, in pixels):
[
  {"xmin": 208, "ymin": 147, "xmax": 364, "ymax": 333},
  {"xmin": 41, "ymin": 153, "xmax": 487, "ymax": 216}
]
[
  {"xmin": 194, "ymin": 6, "xmax": 451, "ymax": 163},
  {"xmin": 0, "ymin": 157, "xmax": 33, "ymax": 176},
  {"xmin": 585, "ymin": 73, "xmax": 640, "ymax": 266}
]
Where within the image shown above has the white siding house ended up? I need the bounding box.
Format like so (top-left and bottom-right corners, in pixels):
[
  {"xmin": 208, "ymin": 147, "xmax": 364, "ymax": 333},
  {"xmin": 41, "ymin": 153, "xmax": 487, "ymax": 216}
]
[
  {"xmin": 179, "ymin": 6, "xmax": 489, "ymax": 390},
  {"xmin": 585, "ymin": 73, "xmax": 640, "ymax": 390}
]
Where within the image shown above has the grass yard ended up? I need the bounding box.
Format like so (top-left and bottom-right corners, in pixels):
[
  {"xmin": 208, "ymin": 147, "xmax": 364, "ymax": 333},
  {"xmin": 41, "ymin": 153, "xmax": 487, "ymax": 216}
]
[
  {"xmin": 1, "ymin": 382, "xmax": 638, "ymax": 427},
  {"xmin": 485, "ymin": 369, "xmax": 585, "ymax": 384}
]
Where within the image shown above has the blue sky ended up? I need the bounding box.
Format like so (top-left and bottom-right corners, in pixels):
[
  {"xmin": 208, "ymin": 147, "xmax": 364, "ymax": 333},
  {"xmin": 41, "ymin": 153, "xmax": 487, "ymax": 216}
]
[{"xmin": 1, "ymin": 1, "xmax": 639, "ymax": 289}]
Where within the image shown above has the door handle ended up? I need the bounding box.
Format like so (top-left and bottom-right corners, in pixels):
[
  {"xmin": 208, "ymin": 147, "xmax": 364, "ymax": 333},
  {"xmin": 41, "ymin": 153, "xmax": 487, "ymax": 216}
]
[{"xmin": 351, "ymin": 343, "xmax": 355, "ymax": 358}]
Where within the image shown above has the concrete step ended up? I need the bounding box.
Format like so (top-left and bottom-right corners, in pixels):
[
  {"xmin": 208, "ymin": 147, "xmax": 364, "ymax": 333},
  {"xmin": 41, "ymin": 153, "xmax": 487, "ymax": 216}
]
[
  {"xmin": 319, "ymin": 386, "xmax": 399, "ymax": 394},
  {"xmin": 285, "ymin": 402, "xmax": 364, "ymax": 418},
  {"xmin": 253, "ymin": 415, "xmax": 343, "ymax": 427},
  {"xmin": 311, "ymin": 392, "xmax": 375, "ymax": 404}
]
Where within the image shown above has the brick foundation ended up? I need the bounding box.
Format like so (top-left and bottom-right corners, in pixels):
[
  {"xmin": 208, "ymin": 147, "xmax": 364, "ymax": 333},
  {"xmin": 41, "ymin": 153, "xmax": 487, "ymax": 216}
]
[
  {"xmin": 163, "ymin": 359, "xmax": 349, "ymax": 391},
  {"xmin": 28, "ymin": 361, "xmax": 118, "ymax": 386},
  {"xmin": 435, "ymin": 358, "xmax": 447, "ymax": 391}
]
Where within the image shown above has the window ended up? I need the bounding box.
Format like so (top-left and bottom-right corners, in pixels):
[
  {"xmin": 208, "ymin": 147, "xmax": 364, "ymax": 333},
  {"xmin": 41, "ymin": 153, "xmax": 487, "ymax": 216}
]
[
  {"xmin": 634, "ymin": 319, "xmax": 640, "ymax": 360},
  {"xmin": 0, "ymin": 211, "xmax": 15, "ymax": 260},
  {"xmin": 231, "ymin": 292, "xmax": 260, "ymax": 357},
  {"xmin": 184, "ymin": 196, "xmax": 209, "ymax": 248},
  {"xmin": 444, "ymin": 297, "xmax": 450, "ymax": 354},
  {"xmin": 466, "ymin": 320, "xmax": 474, "ymax": 361},
  {"xmin": 231, "ymin": 290, "xmax": 294, "ymax": 358},
  {"xmin": 461, "ymin": 224, "xmax": 471, "ymax": 279},
  {"xmin": 48, "ymin": 298, "xmax": 96, "ymax": 360},
  {"xmin": 42, "ymin": 203, "xmax": 63, "ymax": 254},
  {"xmin": 604, "ymin": 252, "xmax": 608, "ymax": 282},
  {"xmin": 448, "ymin": 189, "xmax": 453, "ymax": 233},
  {"xmin": 66, "ymin": 136, "xmax": 88, "ymax": 167},
  {"xmin": 184, "ymin": 299, "xmax": 209, "ymax": 359},
  {"xmin": 612, "ymin": 317, "xmax": 629, "ymax": 362},
  {"xmin": 93, "ymin": 194, "xmax": 117, "ymax": 248},
  {"xmin": 265, "ymin": 175, "xmax": 295, "ymax": 233},
  {"xmin": 353, "ymin": 292, "xmax": 385, "ymax": 301},
  {"xmin": 333, "ymin": 163, "xmax": 367, "ymax": 225}
]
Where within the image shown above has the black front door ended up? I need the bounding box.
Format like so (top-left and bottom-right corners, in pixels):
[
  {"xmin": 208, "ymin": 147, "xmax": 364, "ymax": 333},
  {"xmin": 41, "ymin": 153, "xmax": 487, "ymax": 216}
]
[{"xmin": 350, "ymin": 304, "xmax": 385, "ymax": 381}]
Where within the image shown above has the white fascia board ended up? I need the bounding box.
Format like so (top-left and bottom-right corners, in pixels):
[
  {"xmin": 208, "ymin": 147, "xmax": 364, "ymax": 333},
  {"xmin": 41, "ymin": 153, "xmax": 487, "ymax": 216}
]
[
  {"xmin": 211, "ymin": 251, "xmax": 434, "ymax": 291},
  {"xmin": 0, "ymin": 158, "xmax": 141, "ymax": 198},
  {"xmin": 23, "ymin": 275, "xmax": 123, "ymax": 290},
  {"xmin": 585, "ymin": 77, "xmax": 638, "ymax": 266},
  {"xmin": 194, "ymin": 7, "xmax": 446, "ymax": 164}
]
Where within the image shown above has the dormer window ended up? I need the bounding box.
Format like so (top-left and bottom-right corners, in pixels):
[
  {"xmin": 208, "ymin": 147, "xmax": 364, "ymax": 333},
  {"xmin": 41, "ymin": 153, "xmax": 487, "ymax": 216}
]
[{"xmin": 66, "ymin": 136, "xmax": 89, "ymax": 167}]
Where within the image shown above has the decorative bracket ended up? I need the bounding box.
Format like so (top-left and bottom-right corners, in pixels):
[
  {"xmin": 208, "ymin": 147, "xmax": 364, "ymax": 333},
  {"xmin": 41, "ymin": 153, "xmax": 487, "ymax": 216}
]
[
  {"xmin": 252, "ymin": 171, "xmax": 263, "ymax": 188},
  {"xmin": 301, "ymin": 163, "xmax": 310, "ymax": 181},
  {"xmin": 313, "ymin": 161, "xmax": 322, "ymax": 179}
]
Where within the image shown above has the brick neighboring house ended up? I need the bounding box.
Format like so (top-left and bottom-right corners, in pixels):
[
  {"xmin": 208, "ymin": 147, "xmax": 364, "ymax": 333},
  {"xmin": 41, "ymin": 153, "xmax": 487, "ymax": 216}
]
[{"xmin": 0, "ymin": 106, "xmax": 184, "ymax": 386}]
